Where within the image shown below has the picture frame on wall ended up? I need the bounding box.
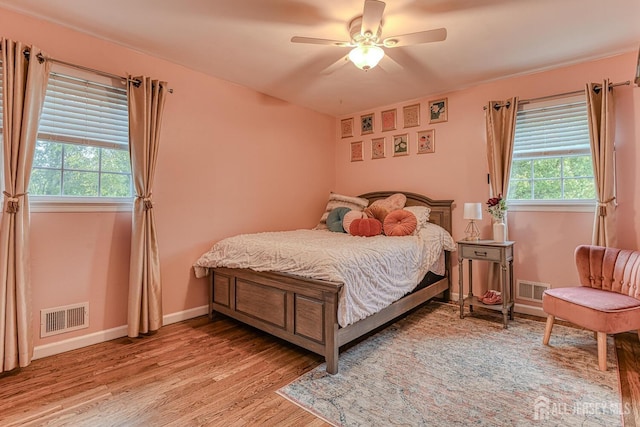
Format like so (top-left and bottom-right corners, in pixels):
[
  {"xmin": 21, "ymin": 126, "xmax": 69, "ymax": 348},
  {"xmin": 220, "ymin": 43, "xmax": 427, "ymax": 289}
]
[
  {"xmin": 381, "ymin": 108, "xmax": 397, "ymax": 132},
  {"xmin": 417, "ymin": 129, "xmax": 435, "ymax": 154},
  {"xmin": 393, "ymin": 134, "xmax": 409, "ymax": 156},
  {"xmin": 371, "ymin": 137, "xmax": 386, "ymax": 159},
  {"xmin": 341, "ymin": 118, "xmax": 354, "ymax": 138},
  {"xmin": 403, "ymin": 104, "xmax": 420, "ymax": 128},
  {"xmin": 428, "ymin": 98, "xmax": 448, "ymax": 123},
  {"xmin": 351, "ymin": 141, "xmax": 364, "ymax": 162},
  {"xmin": 361, "ymin": 113, "xmax": 374, "ymax": 134}
]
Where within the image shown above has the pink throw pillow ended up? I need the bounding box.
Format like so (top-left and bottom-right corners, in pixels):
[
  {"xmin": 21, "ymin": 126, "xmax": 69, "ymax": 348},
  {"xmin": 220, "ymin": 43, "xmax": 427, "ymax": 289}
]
[
  {"xmin": 369, "ymin": 193, "xmax": 407, "ymax": 213},
  {"xmin": 343, "ymin": 210, "xmax": 368, "ymax": 234}
]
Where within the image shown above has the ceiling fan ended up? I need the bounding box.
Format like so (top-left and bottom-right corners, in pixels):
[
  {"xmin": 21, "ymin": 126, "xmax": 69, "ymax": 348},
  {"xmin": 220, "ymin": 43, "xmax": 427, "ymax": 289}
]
[{"xmin": 291, "ymin": 0, "xmax": 447, "ymax": 71}]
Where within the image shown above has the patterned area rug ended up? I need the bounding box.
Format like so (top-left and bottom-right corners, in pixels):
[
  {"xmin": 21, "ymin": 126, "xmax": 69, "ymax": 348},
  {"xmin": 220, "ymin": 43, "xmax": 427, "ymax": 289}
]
[{"xmin": 278, "ymin": 303, "xmax": 624, "ymax": 426}]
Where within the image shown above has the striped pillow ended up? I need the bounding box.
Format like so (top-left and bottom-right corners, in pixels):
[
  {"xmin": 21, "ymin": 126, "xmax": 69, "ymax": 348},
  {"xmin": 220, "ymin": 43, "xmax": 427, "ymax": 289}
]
[{"xmin": 315, "ymin": 192, "xmax": 369, "ymax": 230}]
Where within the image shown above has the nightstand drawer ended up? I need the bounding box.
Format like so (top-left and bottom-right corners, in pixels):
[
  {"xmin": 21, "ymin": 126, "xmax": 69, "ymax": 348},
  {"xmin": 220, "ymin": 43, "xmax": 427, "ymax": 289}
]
[{"xmin": 460, "ymin": 245, "xmax": 502, "ymax": 262}]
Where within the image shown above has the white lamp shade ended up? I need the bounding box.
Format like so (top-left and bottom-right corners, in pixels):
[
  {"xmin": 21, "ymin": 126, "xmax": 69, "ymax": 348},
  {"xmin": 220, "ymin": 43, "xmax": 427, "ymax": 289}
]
[
  {"xmin": 463, "ymin": 203, "xmax": 483, "ymax": 220},
  {"xmin": 348, "ymin": 45, "xmax": 384, "ymax": 70}
]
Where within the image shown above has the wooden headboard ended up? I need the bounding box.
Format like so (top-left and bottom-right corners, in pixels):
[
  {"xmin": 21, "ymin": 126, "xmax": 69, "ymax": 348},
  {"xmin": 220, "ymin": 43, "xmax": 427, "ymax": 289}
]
[{"xmin": 358, "ymin": 191, "xmax": 454, "ymax": 236}]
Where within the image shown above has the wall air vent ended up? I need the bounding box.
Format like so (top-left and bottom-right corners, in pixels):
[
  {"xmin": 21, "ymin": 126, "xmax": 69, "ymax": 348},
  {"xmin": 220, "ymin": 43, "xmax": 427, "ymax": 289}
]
[
  {"xmin": 517, "ymin": 280, "xmax": 550, "ymax": 302},
  {"xmin": 40, "ymin": 302, "xmax": 89, "ymax": 338}
]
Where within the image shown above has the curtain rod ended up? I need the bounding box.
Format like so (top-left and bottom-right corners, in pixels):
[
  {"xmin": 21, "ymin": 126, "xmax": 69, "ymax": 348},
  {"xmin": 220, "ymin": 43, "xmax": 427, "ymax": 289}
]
[
  {"xmin": 483, "ymin": 80, "xmax": 630, "ymax": 110},
  {"xmin": 25, "ymin": 50, "xmax": 174, "ymax": 94}
]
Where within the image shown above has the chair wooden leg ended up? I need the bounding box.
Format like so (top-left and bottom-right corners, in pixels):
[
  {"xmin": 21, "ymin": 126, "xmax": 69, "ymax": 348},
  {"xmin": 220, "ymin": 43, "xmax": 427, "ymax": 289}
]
[
  {"xmin": 597, "ymin": 331, "xmax": 607, "ymax": 371},
  {"xmin": 543, "ymin": 315, "xmax": 554, "ymax": 345}
]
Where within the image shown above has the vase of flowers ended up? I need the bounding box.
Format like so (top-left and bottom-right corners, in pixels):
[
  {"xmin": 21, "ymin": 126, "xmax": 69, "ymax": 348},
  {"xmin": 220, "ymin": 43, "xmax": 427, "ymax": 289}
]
[{"xmin": 487, "ymin": 195, "xmax": 507, "ymax": 242}]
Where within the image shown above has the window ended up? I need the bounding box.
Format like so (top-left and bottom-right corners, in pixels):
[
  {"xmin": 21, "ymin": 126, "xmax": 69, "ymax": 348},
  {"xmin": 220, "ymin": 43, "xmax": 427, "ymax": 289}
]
[
  {"xmin": 30, "ymin": 72, "xmax": 131, "ymax": 199},
  {"xmin": 508, "ymin": 95, "xmax": 595, "ymax": 205}
]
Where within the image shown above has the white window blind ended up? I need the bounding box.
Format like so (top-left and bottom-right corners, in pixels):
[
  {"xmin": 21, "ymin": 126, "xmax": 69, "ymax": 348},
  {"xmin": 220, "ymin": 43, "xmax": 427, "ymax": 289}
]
[
  {"xmin": 38, "ymin": 72, "xmax": 128, "ymax": 150},
  {"xmin": 513, "ymin": 95, "xmax": 590, "ymax": 159},
  {"xmin": 508, "ymin": 93, "xmax": 595, "ymax": 203}
]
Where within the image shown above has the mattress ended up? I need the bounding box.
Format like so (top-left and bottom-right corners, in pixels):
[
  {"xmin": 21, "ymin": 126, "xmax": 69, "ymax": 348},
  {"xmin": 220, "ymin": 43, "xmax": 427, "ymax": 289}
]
[{"xmin": 194, "ymin": 223, "xmax": 455, "ymax": 327}]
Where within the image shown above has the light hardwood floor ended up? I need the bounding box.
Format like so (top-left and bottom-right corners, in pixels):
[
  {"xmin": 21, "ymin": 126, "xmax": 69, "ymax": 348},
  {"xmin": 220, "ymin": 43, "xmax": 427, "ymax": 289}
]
[{"xmin": 1, "ymin": 308, "xmax": 639, "ymax": 426}]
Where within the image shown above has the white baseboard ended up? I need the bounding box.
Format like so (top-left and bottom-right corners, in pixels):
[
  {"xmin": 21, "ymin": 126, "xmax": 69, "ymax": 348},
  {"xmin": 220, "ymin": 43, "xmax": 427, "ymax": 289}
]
[
  {"xmin": 33, "ymin": 305, "xmax": 209, "ymax": 360},
  {"xmin": 163, "ymin": 305, "xmax": 209, "ymax": 325},
  {"xmin": 449, "ymin": 292, "xmax": 545, "ymax": 318}
]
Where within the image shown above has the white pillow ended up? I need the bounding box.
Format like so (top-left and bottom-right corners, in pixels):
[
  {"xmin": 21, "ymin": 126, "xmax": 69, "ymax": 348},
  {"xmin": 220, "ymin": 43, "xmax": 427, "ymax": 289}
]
[
  {"xmin": 315, "ymin": 192, "xmax": 369, "ymax": 230},
  {"xmin": 403, "ymin": 206, "xmax": 431, "ymax": 233}
]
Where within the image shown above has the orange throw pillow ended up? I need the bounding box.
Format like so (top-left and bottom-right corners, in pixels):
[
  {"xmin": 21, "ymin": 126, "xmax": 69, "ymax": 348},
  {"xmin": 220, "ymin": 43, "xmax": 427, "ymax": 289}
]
[
  {"xmin": 364, "ymin": 204, "xmax": 389, "ymax": 223},
  {"xmin": 383, "ymin": 210, "xmax": 417, "ymax": 236},
  {"xmin": 349, "ymin": 218, "xmax": 383, "ymax": 237}
]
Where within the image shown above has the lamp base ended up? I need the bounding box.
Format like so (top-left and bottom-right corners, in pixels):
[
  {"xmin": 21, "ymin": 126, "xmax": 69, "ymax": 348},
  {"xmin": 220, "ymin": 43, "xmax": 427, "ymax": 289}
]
[{"xmin": 464, "ymin": 220, "xmax": 480, "ymax": 241}]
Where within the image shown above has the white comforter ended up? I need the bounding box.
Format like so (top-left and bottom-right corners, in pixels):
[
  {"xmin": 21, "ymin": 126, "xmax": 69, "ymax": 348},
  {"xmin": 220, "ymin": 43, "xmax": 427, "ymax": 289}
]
[{"xmin": 194, "ymin": 223, "xmax": 456, "ymax": 327}]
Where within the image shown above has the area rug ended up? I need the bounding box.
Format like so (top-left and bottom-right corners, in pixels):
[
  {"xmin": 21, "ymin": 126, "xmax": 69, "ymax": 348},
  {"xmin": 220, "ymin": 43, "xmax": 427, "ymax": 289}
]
[{"xmin": 278, "ymin": 303, "xmax": 624, "ymax": 426}]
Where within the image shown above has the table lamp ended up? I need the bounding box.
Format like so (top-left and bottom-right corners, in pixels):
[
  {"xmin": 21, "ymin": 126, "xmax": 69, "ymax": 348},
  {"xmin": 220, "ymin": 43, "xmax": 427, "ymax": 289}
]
[{"xmin": 463, "ymin": 203, "xmax": 482, "ymax": 241}]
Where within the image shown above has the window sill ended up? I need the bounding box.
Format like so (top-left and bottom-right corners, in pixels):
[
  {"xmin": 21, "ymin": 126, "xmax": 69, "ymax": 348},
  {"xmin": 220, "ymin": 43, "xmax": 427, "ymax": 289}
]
[
  {"xmin": 30, "ymin": 197, "xmax": 133, "ymax": 213},
  {"xmin": 507, "ymin": 200, "xmax": 595, "ymax": 213}
]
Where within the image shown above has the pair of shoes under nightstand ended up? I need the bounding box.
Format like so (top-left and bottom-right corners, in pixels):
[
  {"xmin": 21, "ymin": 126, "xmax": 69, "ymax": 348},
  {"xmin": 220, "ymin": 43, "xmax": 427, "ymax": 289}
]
[{"xmin": 479, "ymin": 290, "xmax": 502, "ymax": 305}]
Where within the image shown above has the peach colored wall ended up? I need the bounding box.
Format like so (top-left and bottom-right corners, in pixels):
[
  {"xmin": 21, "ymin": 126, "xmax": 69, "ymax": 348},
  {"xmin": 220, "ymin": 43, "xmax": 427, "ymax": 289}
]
[
  {"xmin": 0, "ymin": 8, "xmax": 336, "ymax": 347},
  {"xmin": 335, "ymin": 52, "xmax": 640, "ymax": 304}
]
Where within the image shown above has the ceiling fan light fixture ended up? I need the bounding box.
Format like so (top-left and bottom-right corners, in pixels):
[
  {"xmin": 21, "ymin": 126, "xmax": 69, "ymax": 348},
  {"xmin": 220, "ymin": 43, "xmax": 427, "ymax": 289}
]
[{"xmin": 348, "ymin": 45, "xmax": 384, "ymax": 71}]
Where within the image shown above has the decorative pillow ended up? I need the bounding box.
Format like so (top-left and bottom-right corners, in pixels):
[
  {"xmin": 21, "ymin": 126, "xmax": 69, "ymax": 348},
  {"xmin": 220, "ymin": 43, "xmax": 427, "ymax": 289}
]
[
  {"xmin": 368, "ymin": 193, "xmax": 407, "ymax": 213},
  {"xmin": 383, "ymin": 210, "xmax": 417, "ymax": 236},
  {"xmin": 364, "ymin": 204, "xmax": 389, "ymax": 223},
  {"xmin": 343, "ymin": 210, "xmax": 368, "ymax": 234},
  {"xmin": 326, "ymin": 207, "xmax": 351, "ymax": 233},
  {"xmin": 349, "ymin": 218, "xmax": 383, "ymax": 237},
  {"xmin": 403, "ymin": 206, "xmax": 431, "ymax": 233},
  {"xmin": 315, "ymin": 192, "xmax": 369, "ymax": 230}
]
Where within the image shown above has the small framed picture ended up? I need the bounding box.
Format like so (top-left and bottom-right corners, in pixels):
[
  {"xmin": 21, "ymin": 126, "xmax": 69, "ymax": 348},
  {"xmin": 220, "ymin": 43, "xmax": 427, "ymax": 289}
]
[
  {"xmin": 393, "ymin": 134, "xmax": 409, "ymax": 157},
  {"xmin": 360, "ymin": 113, "xmax": 374, "ymax": 135},
  {"xmin": 381, "ymin": 109, "xmax": 397, "ymax": 132},
  {"xmin": 403, "ymin": 104, "xmax": 420, "ymax": 128},
  {"xmin": 371, "ymin": 137, "xmax": 386, "ymax": 159},
  {"xmin": 428, "ymin": 98, "xmax": 448, "ymax": 123},
  {"xmin": 350, "ymin": 141, "xmax": 364, "ymax": 162},
  {"xmin": 341, "ymin": 118, "xmax": 354, "ymax": 138},
  {"xmin": 417, "ymin": 129, "xmax": 435, "ymax": 154}
]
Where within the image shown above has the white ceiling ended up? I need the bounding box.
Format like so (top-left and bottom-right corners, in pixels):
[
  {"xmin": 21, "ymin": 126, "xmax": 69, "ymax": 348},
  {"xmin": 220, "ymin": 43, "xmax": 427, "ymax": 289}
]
[{"xmin": 0, "ymin": 0, "xmax": 638, "ymax": 116}]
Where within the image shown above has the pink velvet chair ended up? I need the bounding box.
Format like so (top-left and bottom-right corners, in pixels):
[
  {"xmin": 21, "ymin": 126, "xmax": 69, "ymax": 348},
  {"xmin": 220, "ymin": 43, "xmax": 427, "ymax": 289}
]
[{"xmin": 542, "ymin": 245, "xmax": 640, "ymax": 371}]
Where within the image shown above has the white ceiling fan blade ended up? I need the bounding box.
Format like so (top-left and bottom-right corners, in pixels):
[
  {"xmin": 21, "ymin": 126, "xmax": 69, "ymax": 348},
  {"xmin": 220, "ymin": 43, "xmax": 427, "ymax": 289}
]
[
  {"xmin": 361, "ymin": 0, "xmax": 385, "ymax": 38},
  {"xmin": 321, "ymin": 55, "xmax": 351, "ymax": 75},
  {"xmin": 291, "ymin": 36, "xmax": 351, "ymax": 47},
  {"xmin": 383, "ymin": 28, "xmax": 447, "ymax": 47},
  {"xmin": 377, "ymin": 54, "xmax": 403, "ymax": 73}
]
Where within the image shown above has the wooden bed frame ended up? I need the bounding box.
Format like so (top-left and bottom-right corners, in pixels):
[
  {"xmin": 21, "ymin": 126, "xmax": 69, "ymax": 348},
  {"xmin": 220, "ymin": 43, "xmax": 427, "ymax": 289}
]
[{"xmin": 208, "ymin": 191, "xmax": 453, "ymax": 374}]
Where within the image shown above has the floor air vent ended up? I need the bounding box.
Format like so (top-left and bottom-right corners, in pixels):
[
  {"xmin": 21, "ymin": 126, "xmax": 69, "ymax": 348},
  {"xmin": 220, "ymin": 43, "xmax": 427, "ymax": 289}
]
[
  {"xmin": 517, "ymin": 280, "xmax": 550, "ymax": 302},
  {"xmin": 41, "ymin": 302, "xmax": 89, "ymax": 338}
]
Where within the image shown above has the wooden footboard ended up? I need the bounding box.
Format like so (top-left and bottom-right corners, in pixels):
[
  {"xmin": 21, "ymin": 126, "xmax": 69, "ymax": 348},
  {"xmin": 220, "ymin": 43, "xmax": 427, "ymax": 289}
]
[
  {"xmin": 210, "ymin": 267, "xmax": 343, "ymax": 373},
  {"xmin": 209, "ymin": 266, "xmax": 449, "ymax": 374}
]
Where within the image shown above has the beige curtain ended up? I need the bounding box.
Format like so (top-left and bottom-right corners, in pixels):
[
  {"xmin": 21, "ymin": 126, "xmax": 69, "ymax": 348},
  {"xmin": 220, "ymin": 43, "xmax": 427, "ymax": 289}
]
[
  {"xmin": 127, "ymin": 76, "xmax": 168, "ymax": 337},
  {"xmin": 586, "ymin": 80, "xmax": 616, "ymax": 247},
  {"xmin": 485, "ymin": 97, "xmax": 518, "ymax": 289},
  {"xmin": 486, "ymin": 98, "xmax": 518, "ymax": 206},
  {"xmin": 0, "ymin": 40, "xmax": 50, "ymax": 372}
]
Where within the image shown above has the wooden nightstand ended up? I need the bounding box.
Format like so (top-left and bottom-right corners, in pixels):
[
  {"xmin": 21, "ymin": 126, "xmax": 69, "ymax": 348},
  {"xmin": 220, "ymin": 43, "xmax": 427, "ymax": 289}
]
[{"xmin": 457, "ymin": 240, "xmax": 515, "ymax": 328}]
